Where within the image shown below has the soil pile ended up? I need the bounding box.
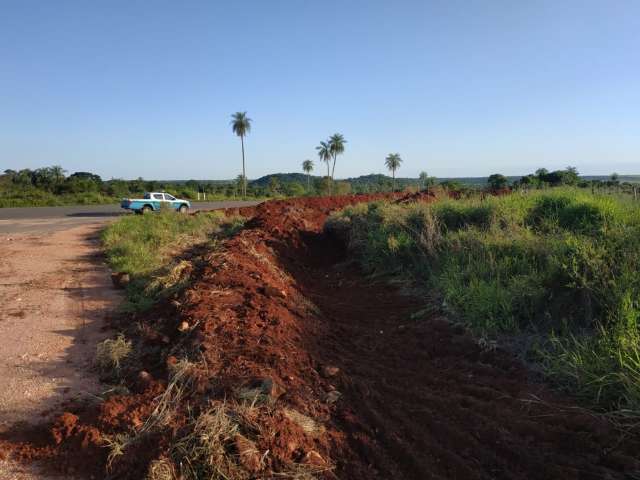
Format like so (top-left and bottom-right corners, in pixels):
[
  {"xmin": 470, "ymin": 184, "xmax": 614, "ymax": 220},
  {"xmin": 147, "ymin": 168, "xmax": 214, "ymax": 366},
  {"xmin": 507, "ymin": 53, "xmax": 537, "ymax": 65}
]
[{"xmin": 1, "ymin": 194, "xmax": 639, "ymax": 479}]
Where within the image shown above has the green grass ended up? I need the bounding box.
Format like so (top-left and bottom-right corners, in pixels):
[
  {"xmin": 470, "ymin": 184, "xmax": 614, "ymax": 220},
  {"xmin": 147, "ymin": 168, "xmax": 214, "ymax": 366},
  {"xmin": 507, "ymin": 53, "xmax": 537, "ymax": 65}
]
[
  {"xmin": 102, "ymin": 210, "xmax": 244, "ymax": 311},
  {"xmin": 328, "ymin": 188, "xmax": 640, "ymax": 413}
]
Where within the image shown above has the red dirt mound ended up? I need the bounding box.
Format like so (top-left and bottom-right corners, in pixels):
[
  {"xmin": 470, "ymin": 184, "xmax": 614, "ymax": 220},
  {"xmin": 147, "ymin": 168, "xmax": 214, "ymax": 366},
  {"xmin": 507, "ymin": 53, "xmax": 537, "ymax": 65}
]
[{"xmin": 2, "ymin": 194, "xmax": 639, "ymax": 479}]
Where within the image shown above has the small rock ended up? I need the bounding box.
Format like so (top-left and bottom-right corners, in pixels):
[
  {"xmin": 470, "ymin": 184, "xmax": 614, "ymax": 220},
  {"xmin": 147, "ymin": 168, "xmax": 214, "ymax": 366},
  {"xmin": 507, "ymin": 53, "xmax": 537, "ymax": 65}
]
[
  {"xmin": 264, "ymin": 285, "xmax": 287, "ymax": 298},
  {"xmin": 325, "ymin": 390, "xmax": 342, "ymax": 404},
  {"xmin": 177, "ymin": 321, "xmax": 190, "ymax": 332},
  {"xmin": 246, "ymin": 377, "xmax": 285, "ymax": 402},
  {"xmin": 110, "ymin": 272, "xmax": 130, "ymax": 289},
  {"xmin": 166, "ymin": 355, "xmax": 178, "ymax": 367},
  {"xmin": 303, "ymin": 450, "xmax": 326, "ymax": 467},
  {"xmin": 138, "ymin": 370, "xmax": 153, "ymax": 385},
  {"xmin": 320, "ymin": 365, "xmax": 340, "ymax": 378}
]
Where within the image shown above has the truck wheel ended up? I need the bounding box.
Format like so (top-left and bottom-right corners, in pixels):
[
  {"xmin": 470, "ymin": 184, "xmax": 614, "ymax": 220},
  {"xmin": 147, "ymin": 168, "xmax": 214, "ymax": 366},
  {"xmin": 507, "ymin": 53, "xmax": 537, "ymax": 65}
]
[
  {"xmin": 142, "ymin": 205, "xmax": 152, "ymax": 214},
  {"xmin": 179, "ymin": 204, "xmax": 188, "ymax": 214}
]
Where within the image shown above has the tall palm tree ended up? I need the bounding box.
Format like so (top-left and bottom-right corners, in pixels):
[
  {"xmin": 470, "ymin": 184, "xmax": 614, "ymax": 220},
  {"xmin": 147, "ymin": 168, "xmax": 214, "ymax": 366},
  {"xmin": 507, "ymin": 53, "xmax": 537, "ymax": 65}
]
[
  {"xmin": 316, "ymin": 141, "xmax": 332, "ymax": 194},
  {"xmin": 50, "ymin": 165, "xmax": 66, "ymax": 184},
  {"xmin": 328, "ymin": 133, "xmax": 346, "ymax": 181},
  {"xmin": 385, "ymin": 153, "xmax": 402, "ymax": 192},
  {"xmin": 302, "ymin": 159, "xmax": 314, "ymax": 191},
  {"xmin": 230, "ymin": 112, "xmax": 252, "ymax": 198}
]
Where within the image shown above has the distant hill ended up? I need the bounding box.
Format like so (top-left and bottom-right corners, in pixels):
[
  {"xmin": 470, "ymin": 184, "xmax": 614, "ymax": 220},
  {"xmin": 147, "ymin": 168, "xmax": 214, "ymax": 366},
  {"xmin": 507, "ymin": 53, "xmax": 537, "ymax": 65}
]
[{"xmin": 250, "ymin": 173, "xmax": 310, "ymax": 187}]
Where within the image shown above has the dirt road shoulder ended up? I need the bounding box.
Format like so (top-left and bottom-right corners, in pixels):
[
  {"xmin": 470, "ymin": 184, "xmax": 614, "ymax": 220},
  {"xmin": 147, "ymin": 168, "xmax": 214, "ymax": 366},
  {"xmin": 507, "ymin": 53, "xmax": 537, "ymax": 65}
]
[{"xmin": 0, "ymin": 224, "xmax": 120, "ymax": 478}]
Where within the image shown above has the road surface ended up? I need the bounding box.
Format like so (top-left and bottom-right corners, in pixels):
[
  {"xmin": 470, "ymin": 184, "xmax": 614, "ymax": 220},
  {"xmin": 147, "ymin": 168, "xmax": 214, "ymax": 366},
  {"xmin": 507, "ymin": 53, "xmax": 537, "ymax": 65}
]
[{"xmin": 0, "ymin": 201, "xmax": 261, "ymax": 235}]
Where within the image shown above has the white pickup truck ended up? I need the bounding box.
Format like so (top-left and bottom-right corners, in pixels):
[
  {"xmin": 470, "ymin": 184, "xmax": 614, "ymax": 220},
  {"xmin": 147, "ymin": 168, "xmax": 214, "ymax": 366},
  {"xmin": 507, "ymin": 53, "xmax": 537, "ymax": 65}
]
[{"xmin": 120, "ymin": 192, "xmax": 191, "ymax": 214}]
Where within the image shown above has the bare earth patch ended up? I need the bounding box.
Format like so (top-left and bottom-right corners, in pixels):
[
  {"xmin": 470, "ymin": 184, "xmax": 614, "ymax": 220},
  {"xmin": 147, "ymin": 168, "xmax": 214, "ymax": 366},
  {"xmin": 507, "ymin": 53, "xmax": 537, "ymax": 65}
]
[{"xmin": 0, "ymin": 225, "xmax": 120, "ymax": 479}]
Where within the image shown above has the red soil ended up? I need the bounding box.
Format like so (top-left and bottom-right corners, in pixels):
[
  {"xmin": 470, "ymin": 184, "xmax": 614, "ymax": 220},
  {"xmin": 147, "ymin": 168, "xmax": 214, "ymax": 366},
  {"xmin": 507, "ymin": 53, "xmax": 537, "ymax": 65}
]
[{"xmin": 1, "ymin": 194, "xmax": 639, "ymax": 479}]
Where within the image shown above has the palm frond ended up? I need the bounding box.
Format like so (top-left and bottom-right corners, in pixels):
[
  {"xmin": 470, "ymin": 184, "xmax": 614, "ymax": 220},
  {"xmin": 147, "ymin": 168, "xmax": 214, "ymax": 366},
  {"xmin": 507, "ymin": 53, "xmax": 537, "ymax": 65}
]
[
  {"xmin": 302, "ymin": 160, "xmax": 314, "ymax": 173},
  {"xmin": 230, "ymin": 111, "xmax": 252, "ymax": 137},
  {"xmin": 316, "ymin": 141, "xmax": 332, "ymax": 163},
  {"xmin": 329, "ymin": 133, "xmax": 346, "ymax": 156},
  {"xmin": 385, "ymin": 153, "xmax": 402, "ymax": 171}
]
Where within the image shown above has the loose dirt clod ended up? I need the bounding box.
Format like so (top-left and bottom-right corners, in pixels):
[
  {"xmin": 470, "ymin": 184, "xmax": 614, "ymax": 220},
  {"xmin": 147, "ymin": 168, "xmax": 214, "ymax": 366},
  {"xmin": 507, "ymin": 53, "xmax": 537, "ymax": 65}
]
[
  {"xmin": 111, "ymin": 272, "xmax": 130, "ymax": 289},
  {"xmin": 320, "ymin": 366, "xmax": 340, "ymax": 378}
]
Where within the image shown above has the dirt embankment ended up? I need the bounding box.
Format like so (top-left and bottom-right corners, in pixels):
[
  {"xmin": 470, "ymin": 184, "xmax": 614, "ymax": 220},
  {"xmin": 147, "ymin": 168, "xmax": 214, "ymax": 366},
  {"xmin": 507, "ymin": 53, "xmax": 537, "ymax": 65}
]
[{"xmin": 2, "ymin": 194, "xmax": 639, "ymax": 479}]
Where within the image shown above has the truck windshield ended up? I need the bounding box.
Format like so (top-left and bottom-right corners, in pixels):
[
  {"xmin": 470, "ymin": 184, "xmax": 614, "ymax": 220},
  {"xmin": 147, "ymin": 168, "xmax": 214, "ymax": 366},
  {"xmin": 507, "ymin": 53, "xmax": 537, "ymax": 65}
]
[{"xmin": 143, "ymin": 193, "xmax": 151, "ymax": 199}]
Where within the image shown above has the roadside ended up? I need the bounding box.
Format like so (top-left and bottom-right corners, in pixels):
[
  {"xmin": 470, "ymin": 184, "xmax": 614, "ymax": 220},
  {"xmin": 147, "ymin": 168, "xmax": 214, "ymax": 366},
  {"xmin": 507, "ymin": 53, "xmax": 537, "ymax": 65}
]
[
  {"xmin": 0, "ymin": 201, "xmax": 261, "ymax": 235},
  {"xmin": 0, "ymin": 225, "xmax": 121, "ymax": 479}
]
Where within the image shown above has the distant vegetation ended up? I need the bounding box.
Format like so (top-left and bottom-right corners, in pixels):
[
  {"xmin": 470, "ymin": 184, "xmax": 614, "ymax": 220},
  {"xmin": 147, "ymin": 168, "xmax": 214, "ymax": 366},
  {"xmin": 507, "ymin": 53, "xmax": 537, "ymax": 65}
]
[
  {"xmin": 329, "ymin": 188, "xmax": 640, "ymax": 413},
  {"xmin": 1, "ymin": 163, "xmax": 638, "ymax": 208}
]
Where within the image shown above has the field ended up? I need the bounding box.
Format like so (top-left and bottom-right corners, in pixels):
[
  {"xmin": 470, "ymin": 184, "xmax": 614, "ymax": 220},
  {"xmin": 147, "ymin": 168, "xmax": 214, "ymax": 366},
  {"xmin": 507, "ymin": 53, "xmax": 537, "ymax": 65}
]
[{"xmin": 1, "ymin": 191, "xmax": 640, "ymax": 479}]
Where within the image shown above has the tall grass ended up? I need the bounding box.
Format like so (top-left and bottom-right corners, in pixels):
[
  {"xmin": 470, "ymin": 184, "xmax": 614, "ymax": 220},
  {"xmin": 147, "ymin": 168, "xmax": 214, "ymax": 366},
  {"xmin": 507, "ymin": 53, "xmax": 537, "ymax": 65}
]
[{"xmin": 328, "ymin": 188, "xmax": 640, "ymax": 413}]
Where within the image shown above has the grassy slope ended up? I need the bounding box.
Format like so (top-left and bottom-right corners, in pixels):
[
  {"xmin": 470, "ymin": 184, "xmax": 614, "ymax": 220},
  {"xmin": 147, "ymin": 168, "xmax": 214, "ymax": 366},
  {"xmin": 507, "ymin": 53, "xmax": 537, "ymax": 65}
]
[
  {"xmin": 102, "ymin": 210, "xmax": 244, "ymax": 311},
  {"xmin": 329, "ymin": 189, "xmax": 640, "ymax": 413}
]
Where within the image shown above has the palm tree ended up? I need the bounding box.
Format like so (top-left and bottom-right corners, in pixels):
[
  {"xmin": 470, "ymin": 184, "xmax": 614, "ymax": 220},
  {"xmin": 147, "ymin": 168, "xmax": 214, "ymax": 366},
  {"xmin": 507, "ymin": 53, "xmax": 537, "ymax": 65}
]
[
  {"xmin": 419, "ymin": 171, "xmax": 428, "ymax": 190},
  {"xmin": 385, "ymin": 153, "xmax": 402, "ymax": 192},
  {"xmin": 50, "ymin": 165, "xmax": 66, "ymax": 184},
  {"xmin": 230, "ymin": 112, "xmax": 252, "ymax": 198},
  {"xmin": 316, "ymin": 141, "xmax": 332, "ymax": 194},
  {"xmin": 302, "ymin": 159, "xmax": 314, "ymax": 191},
  {"xmin": 328, "ymin": 133, "xmax": 346, "ymax": 181}
]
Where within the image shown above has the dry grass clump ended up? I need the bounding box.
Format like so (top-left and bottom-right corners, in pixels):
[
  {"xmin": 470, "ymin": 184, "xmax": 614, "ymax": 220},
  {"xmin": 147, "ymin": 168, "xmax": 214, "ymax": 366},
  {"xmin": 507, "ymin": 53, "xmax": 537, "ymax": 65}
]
[
  {"xmin": 101, "ymin": 359, "xmax": 195, "ymax": 472},
  {"xmin": 171, "ymin": 402, "xmax": 249, "ymax": 480},
  {"xmin": 168, "ymin": 400, "xmax": 332, "ymax": 480},
  {"xmin": 95, "ymin": 334, "xmax": 132, "ymax": 374},
  {"xmin": 283, "ymin": 408, "xmax": 325, "ymax": 437},
  {"xmin": 102, "ymin": 432, "xmax": 134, "ymax": 470},
  {"xmin": 139, "ymin": 359, "xmax": 195, "ymax": 434},
  {"xmin": 146, "ymin": 260, "xmax": 194, "ymax": 296},
  {"xmin": 146, "ymin": 458, "xmax": 176, "ymax": 480}
]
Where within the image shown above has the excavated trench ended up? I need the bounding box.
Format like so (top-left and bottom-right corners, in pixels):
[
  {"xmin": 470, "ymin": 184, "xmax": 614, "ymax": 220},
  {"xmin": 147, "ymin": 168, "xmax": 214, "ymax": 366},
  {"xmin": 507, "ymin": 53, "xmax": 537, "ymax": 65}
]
[{"xmin": 1, "ymin": 195, "xmax": 639, "ymax": 479}]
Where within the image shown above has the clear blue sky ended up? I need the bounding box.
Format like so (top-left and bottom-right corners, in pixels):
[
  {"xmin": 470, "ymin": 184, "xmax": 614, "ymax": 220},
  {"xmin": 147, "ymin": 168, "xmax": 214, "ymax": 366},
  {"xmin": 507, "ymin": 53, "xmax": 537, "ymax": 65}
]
[{"xmin": 1, "ymin": 0, "xmax": 638, "ymax": 180}]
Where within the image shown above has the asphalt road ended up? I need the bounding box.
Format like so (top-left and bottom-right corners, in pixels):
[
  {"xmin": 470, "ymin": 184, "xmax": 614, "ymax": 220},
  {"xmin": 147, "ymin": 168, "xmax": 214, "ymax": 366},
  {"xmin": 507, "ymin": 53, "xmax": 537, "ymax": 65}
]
[{"xmin": 0, "ymin": 200, "xmax": 261, "ymax": 235}]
